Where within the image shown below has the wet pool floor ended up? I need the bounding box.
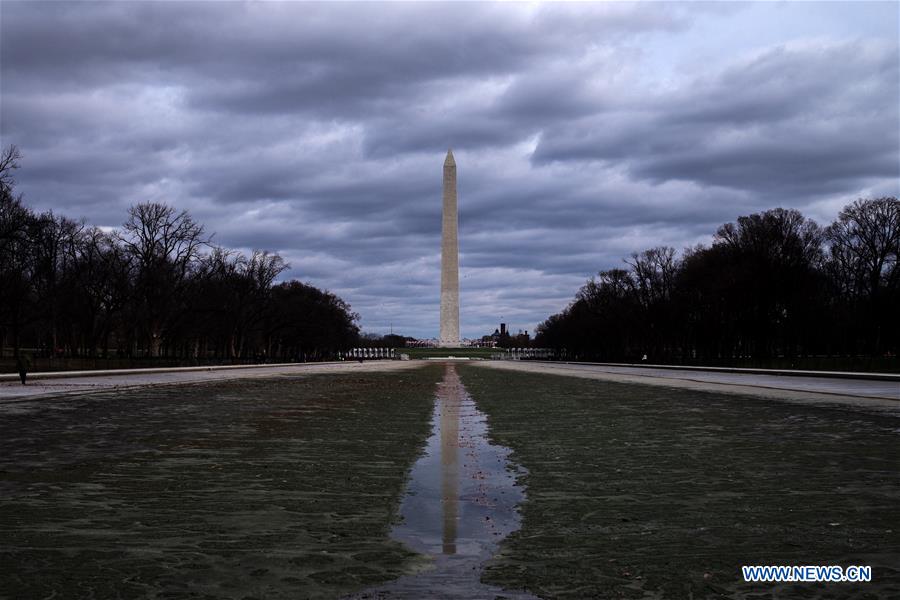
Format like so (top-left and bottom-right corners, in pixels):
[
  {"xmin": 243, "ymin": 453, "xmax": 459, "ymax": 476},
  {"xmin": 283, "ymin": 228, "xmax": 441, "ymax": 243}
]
[{"xmin": 352, "ymin": 363, "xmax": 537, "ymax": 599}]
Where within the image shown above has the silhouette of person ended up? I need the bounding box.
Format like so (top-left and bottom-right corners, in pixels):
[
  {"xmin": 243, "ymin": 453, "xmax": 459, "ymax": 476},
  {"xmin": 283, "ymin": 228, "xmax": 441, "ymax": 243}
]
[{"xmin": 16, "ymin": 352, "xmax": 31, "ymax": 385}]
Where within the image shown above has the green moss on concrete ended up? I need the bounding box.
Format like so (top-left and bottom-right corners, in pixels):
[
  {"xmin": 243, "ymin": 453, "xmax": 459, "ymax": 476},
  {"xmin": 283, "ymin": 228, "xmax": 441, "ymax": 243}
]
[
  {"xmin": 0, "ymin": 365, "xmax": 443, "ymax": 599},
  {"xmin": 461, "ymin": 365, "xmax": 900, "ymax": 599}
]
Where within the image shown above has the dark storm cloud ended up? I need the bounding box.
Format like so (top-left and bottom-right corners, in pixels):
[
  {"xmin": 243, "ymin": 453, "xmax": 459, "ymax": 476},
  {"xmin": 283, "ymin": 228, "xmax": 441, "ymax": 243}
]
[
  {"xmin": 533, "ymin": 39, "xmax": 899, "ymax": 198},
  {"xmin": 1, "ymin": 1, "xmax": 897, "ymax": 338}
]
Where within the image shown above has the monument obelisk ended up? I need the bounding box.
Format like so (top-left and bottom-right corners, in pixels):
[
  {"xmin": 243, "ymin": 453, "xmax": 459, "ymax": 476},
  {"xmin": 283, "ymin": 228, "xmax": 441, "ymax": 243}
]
[{"xmin": 439, "ymin": 149, "xmax": 460, "ymax": 347}]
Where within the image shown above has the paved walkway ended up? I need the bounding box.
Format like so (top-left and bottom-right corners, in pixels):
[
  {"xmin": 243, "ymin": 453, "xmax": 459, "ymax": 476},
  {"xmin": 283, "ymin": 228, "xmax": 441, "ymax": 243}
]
[
  {"xmin": 4, "ymin": 359, "xmax": 897, "ymax": 412},
  {"xmin": 475, "ymin": 361, "xmax": 900, "ymax": 412},
  {"xmin": 0, "ymin": 361, "xmax": 418, "ymax": 401}
]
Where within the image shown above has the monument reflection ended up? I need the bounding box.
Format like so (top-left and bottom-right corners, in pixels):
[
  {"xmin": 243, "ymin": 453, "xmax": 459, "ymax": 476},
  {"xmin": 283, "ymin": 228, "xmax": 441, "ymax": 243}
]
[
  {"xmin": 439, "ymin": 363, "xmax": 461, "ymax": 554},
  {"xmin": 372, "ymin": 361, "xmax": 535, "ymax": 598}
]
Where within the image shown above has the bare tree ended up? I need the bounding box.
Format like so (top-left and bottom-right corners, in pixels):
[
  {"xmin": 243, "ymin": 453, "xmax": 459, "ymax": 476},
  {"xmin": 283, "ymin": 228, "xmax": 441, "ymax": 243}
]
[
  {"xmin": 627, "ymin": 246, "xmax": 678, "ymax": 308},
  {"xmin": 29, "ymin": 212, "xmax": 84, "ymax": 353},
  {"xmin": 826, "ymin": 197, "xmax": 900, "ymax": 299},
  {"xmin": 0, "ymin": 145, "xmax": 21, "ymax": 198},
  {"xmin": 0, "ymin": 194, "xmax": 33, "ymax": 356},
  {"xmin": 825, "ymin": 197, "xmax": 900, "ymax": 353},
  {"xmin": 118, "ymin": 203, "xmax": 209, "ymax": 280},
  {"xmin": 68, "ymin": 227, "xmax": 132, "ymax": 356},
  {"xmin": 117, "ymin": 202, "xmax": 210, "ymax": 356},
  {"xmin": 0, "ymin": 146, "xmax": 31, "ymax": 356},
  {"xmin": 1, "ymin": 158, "xmax": 359, "ymax": 364}
]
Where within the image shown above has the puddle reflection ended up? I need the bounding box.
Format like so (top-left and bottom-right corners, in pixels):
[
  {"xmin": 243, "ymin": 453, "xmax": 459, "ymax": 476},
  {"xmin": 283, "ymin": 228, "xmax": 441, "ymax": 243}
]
[
  {"xmin": 439, "ymin": 368, "xmax": 460, "ymax": 555},
  {"xmin": 354, "ymin": 363, "xmax": 537, "ymax": 599}
]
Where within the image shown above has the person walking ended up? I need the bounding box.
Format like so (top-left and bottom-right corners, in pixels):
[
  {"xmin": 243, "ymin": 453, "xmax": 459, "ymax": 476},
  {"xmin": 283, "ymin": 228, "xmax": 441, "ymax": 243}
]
[{"xmin": 15, "ymin": 352, "xmax": 32, "ymax": 385}]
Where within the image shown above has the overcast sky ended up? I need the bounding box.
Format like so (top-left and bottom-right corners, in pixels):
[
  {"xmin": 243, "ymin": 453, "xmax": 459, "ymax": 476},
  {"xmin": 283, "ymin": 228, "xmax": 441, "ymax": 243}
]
[{"xmin": 2, "ymin": 1, "xmax": 898, "ymax": 339}]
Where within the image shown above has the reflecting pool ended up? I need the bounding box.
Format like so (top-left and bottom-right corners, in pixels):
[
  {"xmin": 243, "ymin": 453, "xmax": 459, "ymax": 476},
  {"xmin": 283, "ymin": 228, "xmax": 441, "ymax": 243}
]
[{"xmin": 355, "ymin": 363, "xmax": 537, "ymax": 599}]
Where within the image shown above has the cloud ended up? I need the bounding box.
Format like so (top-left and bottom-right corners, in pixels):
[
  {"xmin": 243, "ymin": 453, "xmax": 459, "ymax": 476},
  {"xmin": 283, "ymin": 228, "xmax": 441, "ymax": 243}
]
[
  {"xmin": 533, "ymin": 39, "xmax": 899, "ymax": 198},
  {"xmin": 1, "ymin": 1, "xmax": 897, "ymax": 338}
]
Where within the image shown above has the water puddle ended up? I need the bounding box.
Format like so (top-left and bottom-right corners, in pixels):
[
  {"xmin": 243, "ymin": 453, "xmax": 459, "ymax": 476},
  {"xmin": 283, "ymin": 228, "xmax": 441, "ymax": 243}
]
[{"xmin": 353, "ymin": 363, "xmax": 537, "ymax": 599}]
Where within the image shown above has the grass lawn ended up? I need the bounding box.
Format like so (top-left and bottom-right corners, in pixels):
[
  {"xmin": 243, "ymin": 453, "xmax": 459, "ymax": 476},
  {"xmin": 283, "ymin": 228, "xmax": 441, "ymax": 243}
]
[
  {"xmin": 461, "ymin": 365, "xmax": 900, "ymax": 599},
  {"xmin": 0, "ymin": 365, "xmax": 442, "ymax": 599}
]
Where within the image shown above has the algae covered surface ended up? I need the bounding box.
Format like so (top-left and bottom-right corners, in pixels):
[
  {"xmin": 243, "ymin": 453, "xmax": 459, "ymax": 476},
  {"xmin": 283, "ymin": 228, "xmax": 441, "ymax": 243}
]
[
  {"xmin": 462, "ymin": 365, "xmax": 900, "ymax": 599},
  {"xmin": 0, "ymin": 365, "xmax": 442, "ymax": 599}
]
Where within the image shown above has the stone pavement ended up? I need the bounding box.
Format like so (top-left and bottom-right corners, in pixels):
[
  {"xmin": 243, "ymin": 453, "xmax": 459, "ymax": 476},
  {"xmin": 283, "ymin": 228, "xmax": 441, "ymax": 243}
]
[
  {"xmin": 3, "ymin": 359, "xmax": 897, "ymax": 412},
  {"xmin": 0, "ymin": 361, "xmax": 420, "ymax": 401},
  {"xmin": 475, "ymin": 361, "xmax": 900, "ymax": 412}
]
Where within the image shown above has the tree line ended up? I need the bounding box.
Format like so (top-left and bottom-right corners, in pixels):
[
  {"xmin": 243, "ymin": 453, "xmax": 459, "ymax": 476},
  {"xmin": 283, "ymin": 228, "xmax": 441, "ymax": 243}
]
[
  {"xmin": 535, "ymin": 199, "xmax": 900, "ymax": 368},
  {"xmin": 0, "ymin": 146, "xmax": 359, "ymax": 362}
]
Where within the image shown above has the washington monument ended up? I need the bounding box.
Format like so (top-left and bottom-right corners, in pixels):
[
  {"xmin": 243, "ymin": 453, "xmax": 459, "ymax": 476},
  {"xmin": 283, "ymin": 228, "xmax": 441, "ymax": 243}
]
[{"xmin": 439, "ymin": 149, "xmax": 460, "ymax": 346}]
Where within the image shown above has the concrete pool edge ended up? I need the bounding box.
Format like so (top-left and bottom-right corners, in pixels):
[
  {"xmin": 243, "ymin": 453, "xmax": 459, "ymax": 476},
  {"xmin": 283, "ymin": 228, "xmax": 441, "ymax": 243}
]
[
  {"xmin": 0, "ymin": 361, "xmax": 426, "ymax": 401},
  {"xmin": 0, "ymin": 360, "xmax": 347, "ymax": 382},
  {"xmin": 471, "ymin": 361, "xmax": 900, "ymax": 412},
  {"xmin": 518, "ymin": 360, "xmax": 900, "ymax": 381}
]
